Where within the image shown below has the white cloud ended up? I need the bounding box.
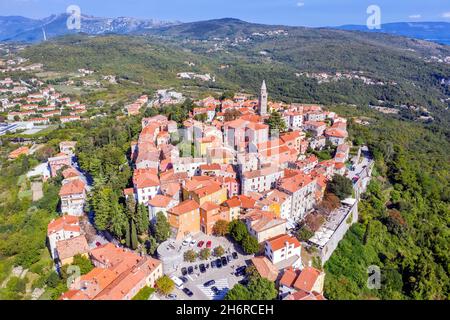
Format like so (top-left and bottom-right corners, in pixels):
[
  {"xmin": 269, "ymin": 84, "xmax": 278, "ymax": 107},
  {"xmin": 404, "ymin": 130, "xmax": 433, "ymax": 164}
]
[
  {"xmin": 443, "ymin": 12, "xmax": 450, "ymax": 18},
  {"xmin": 408, "ymin": 14, "xmax": 421, "ymax": 19},
  {"xmin": 296, "ymin": 2, "xmax": 305, "ymax": 7}
]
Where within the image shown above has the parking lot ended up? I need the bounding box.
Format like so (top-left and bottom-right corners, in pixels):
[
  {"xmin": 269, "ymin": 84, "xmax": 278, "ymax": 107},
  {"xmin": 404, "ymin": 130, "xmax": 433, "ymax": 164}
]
[{"xmin": 157, "ymin": 234, "xmax": 254, "ymax": 300}]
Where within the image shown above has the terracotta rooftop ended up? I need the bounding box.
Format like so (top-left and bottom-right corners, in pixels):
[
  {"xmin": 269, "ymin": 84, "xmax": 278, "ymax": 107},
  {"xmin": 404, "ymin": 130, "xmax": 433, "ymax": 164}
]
[
  {"xmin": 266, "ymin": 234, "xmax": 301, "ymax": 251},
  {"xmin": 200, "ymin": 201, "xmax": 220, "ymax": 212},
  {"xmin": 47, "ymin": 215, "xmax": 80, "ymax": 235},
  {"xmin": 169, "ymin": 199, "xmax": 199, "ymax": 216},
  {"xmin": 56, "ymin": 235, "xmax": 89, "ymax": 261},
  {"xmin": 251, "ymin": 256, "xmax": 279, "ymax": 282},
  {"xmin": 59, "ymin": 179, "xmax": 86, "ymax": 196},
  {"xmin": 293, "ymin": 267, "xmax": 323, "ymax": 292},
  {"xmin": 285, "ymin": 290, "xmax": 326, "ymax": 300},
  {"xmin": 148, "ymin": 195, "xmax": 173, "ymax": 208}
]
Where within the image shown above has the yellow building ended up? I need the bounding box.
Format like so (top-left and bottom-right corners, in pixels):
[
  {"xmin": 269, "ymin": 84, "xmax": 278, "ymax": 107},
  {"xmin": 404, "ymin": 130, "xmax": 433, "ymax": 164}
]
[{"xmin": 167, "ymin": 200, "xmax": 200, "ymax": 240}]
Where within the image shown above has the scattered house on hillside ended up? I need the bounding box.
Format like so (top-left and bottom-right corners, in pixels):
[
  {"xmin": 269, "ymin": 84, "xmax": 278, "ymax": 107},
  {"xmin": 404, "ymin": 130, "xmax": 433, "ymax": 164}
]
[
  {"xmin": 60, "ymin": 141, "xmax": 77, "ymax": 156},
  {"xmin": 59, "ymin": 179, "xmax": 86, "ymax": 216},
  {"xmin": 8, "ymin": 146, "xmax": 29, "ymax": 160},
  {"xmin": 48, "ymin": 153, "xmax": 72, "ymax": 177}
]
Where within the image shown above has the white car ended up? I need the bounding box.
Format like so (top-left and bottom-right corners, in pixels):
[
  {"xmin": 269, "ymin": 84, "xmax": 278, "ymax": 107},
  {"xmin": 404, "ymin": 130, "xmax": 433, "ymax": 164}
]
[
  {"xmin": 182, "ymin": 237, "xmax": 192, "ymax": 246},
  {"xmin": 189, "ymin": 239, "xmax": 197, "ymax": 247}
]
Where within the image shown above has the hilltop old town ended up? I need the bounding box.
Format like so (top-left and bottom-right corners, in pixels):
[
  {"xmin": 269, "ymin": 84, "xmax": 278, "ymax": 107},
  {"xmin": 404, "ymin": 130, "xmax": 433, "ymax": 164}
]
[
  {"xmin": 1, "ymin": 47, "xmax": 375, "ymax": 302},
  {"xmin": 26, "ymin": 78, "xmax": 373, "ymax": 301}
]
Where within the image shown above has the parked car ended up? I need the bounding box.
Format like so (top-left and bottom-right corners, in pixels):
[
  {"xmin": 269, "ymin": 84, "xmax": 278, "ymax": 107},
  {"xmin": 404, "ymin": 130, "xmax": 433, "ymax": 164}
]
[
  {"xmin": 215, "ymin": 258, "xmax": 222, "ymax": 268},
  {"xmin": 221, "ymin": 256, "xmax": 228, "ymax": 266},
  {"xmin": 199, "ymin": 264, "xmax": 206, "ymax": 273},
  {"xmin": 179, "ymin": 276, "xmax": 188, "ymax": 283},
  {"xmin": 181, "ymin": 267, "xmax": 187, "ymax": 276},
  {"xmin": 182, "ymin": 237, "xmax": 192, "ymax": 246},
  {"xmin": 96, "ymin": 242, "xmax": 101, "ymax": 247},
  {"xmin": 188, "ymin": 266, "xmax": 194, "ymax": 274},
  {"xmin": 182, "ymin": 288, "xmax": 193, "ymax": 297},
  {"xmin": 190, "ymin": 239, "xmax": 197, "ymax": 247},
  {"xmin": 239, "ymin": 278, "xmax": 249, "ymax": 286},
  {"xmin": 203, "ymin": 280, "xmax": 216, "ymax": 287},
  {"xmin": 170, "ymin": 276, "xmax": 184, "ymax": 290},
  {"xmin": 211, "ymin": 260, "xmax": 216, "ymax": 268},
  {"xmin": 235, "ymin": 266, "xmax": 246, "ymax": 277},
  {"xmin": 232, "ymin": 252, "xmax": 238, "ymax": 260},
  {"xmin": 197, "ymin": 240, "xmax": 205, "ymax": 248},
  {"xmin": 226, "ymin": 255, "xmax": 232, "ymax": 263},
  {"xmin": 206, "ymin": 240, "xmax": 212, "ymax": 248},
  {"xmin": 211, "ymin": 286, "xmax": 220, "ymax": 295},
  {"xmin": 167, "ymin": 294, "xmax": 177, "ymax": 300}
]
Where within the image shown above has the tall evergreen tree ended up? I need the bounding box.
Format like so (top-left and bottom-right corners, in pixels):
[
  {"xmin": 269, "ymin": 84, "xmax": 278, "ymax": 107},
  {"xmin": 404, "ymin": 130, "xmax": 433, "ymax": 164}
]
[
  {"xmin": 125, "ymin": 220, "xmax": 131, "ymax": 248},
  {"xmin": 137, "ymin": 203, "xmax": 149, "ymax": 235},
  {"xmin": 153, "ymin": 212, "xmax": 171, "ymax": 243},
  {"xmin": 131, "ymin": 220, "xmax": 138, "ymax": 250}
]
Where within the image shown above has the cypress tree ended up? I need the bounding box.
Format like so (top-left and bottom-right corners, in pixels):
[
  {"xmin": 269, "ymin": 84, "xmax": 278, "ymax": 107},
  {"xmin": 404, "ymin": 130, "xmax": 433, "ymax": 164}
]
[{"xmin": 131, "ymin": 220, "xmax": 138, "ymax": 250}]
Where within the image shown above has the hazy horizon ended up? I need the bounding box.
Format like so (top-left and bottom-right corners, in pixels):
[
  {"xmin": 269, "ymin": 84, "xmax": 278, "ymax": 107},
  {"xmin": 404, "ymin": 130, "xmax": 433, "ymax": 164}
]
[{"xmin": 1, "ymin": 0, "xmax": 450, "ymax": 28}]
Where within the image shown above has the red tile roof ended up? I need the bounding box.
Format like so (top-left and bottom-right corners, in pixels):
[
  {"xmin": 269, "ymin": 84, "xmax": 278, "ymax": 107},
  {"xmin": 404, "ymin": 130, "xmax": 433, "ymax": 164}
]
[
  {"xmin": 293, "ymin": 267, "xmax": 323, "ymax": 292},
  {"xmin": 266, "ymin": 234, "xmax": 301, "ymax": 251},
  {"xmin": 59, "ymin": 179, "xmax": 86, "ymax": 196},
  {"xmin": 148, "ymin": 195, "xmax": 173, "ymax": 208},
  {"xmin": 251, "ymin": 256, "xmax": 278, "ymax": 282},
  {"xmin": 56, "ymin": 235, "xmax": 89, "ymax": 261},
  {"xmin": 47, "ymin": 215, "xmax": 80, "ymax": 235},
  {"xmin": 169, "ymin": 199, "xmax": 199, "ymax": 216}
]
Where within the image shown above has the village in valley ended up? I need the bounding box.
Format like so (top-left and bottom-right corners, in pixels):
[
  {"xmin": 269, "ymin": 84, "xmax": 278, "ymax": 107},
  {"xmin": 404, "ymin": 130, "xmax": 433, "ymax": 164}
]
[{"xmin": 0, "ymin": 45, "xmax": 374, "ymax": 301}]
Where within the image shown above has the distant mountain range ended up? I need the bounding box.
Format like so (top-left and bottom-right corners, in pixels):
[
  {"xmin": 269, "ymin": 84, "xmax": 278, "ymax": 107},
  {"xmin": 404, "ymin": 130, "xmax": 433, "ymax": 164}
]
[
  {"xmin": 1, "ymin": 14, "xmax": 450, "ymax": 46},
  {"xmin": 336, "ymin": 22, "xmax": 450, "ymax": 45},
  {"xmin": 0, "ymin": 13, "xmax": 180, "ymax": 43}
]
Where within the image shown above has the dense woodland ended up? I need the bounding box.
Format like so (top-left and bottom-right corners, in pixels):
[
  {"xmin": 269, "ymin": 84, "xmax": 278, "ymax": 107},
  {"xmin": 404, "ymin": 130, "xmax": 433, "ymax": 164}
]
[{"xmin": 324, "ymin": 106, "xmax": 449, "ymax": 300}]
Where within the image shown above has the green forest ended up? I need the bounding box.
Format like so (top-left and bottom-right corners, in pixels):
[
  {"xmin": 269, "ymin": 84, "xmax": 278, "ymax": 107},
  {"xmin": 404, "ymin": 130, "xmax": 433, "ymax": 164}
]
[{"xmin": 324, "ymin": 106, "xmax": 450, "ymax": 300}]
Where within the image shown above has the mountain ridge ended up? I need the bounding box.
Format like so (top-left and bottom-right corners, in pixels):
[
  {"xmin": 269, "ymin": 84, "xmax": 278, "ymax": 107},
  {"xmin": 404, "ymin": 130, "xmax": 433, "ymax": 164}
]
[
  {"xmin": 0, "ymin": 13, "xmax": 181, "ymax": 43},
  {"xmin": 1, "ymin": 14, "xmax": 450, "ymax": 46}
]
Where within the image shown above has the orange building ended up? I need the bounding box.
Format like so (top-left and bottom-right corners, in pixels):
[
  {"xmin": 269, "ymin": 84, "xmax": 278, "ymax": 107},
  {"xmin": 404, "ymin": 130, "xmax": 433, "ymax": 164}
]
[
  {"xmin": 167, "ymin": 200, "xmax": 200, "ymax": 240},
  {"xmin": 199, "ymin": 202, "xmax": 229, "ymax": 235},
  {"xmin": 183, "ymin": 177, "xmax": 228, "ymax": 206},
  {"xmin": 8, "ymin": 146, "xmax": 29, "ymax": 160}
]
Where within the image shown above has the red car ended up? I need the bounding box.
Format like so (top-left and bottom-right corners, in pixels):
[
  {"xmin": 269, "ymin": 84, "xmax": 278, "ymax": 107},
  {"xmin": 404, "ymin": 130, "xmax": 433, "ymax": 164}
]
[
  {"xmin": 206, "ymin": 241, "xmax": 212, "ymax": 248},
  {"xmin": 197, "ymin": 241, "xmax": 205, "ymax": 248}
]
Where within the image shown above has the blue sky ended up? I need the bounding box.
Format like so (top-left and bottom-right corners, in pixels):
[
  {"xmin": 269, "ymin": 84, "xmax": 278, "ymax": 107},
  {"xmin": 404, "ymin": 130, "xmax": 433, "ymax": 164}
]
[{"xmin": 1, "ymin": 0, "xmax": 450, "ymax": 27}]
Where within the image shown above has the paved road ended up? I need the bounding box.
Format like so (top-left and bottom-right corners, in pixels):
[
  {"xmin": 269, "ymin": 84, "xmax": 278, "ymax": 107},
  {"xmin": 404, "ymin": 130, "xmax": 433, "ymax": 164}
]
[
  {"xmin": 346, "ymin": 146, "xmax": 374, "ymax": 199},
  {"xmin": 159, "ymin": 251, "xmax": 251, "ymax": 301}
]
